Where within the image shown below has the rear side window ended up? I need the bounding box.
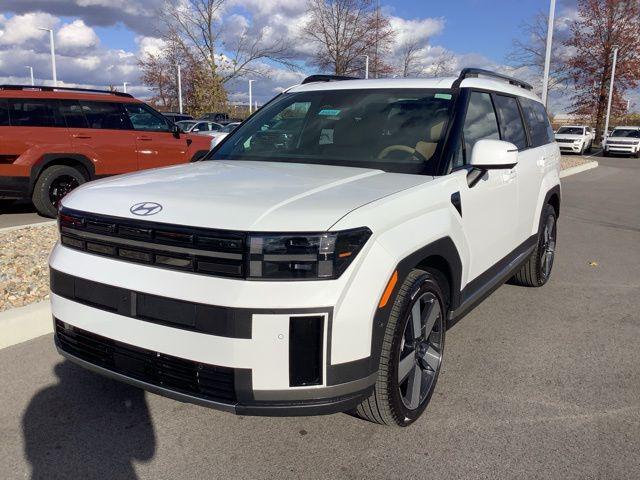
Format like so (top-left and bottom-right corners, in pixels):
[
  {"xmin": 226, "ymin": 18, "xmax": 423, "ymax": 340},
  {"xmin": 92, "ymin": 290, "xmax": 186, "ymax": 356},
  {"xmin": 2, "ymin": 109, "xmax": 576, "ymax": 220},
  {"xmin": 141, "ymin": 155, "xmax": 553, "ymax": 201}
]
[
  {"xmin": 80, "ymin": 101, "xmax": 130, "ymax": 130},
  {"xmin": 460, "ymin": 91, "xmax": 500, "ymax": 165},
  {"xmin": 0, "ymin": 100, "xmax": 9, "ymax": 126},
  {"xmin": 520, "ymin": 97, "xmax": 554, "ymax": 147},
  {"xmin": 493, "ymin": 95, "xmax": 527, "ymax": 150},
  {"xmin": 8, "ymin": 99, "xmax": 64, "ymax": 127},
  {"xmin": 124, "ymin": 103, "xmax": 171, "ymax": 131},
  {"xmin": 58, "ymin": 100, "xmax": 88, "ymax": 128}
]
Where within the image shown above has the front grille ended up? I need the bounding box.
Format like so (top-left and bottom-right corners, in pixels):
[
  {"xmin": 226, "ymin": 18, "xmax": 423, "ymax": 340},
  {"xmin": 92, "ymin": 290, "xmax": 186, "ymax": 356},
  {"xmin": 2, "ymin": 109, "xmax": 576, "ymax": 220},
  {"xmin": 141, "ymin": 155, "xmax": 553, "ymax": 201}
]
[
  {"xmin": 59, "ymin": 208, "xmax": 246, "ymax": 278},
  {"xmin": 606, "ymin": 140, "xmax": 636, "ymax": 146},
  {"xmin": 56, "ymin": 319, "xmax": 237, "ymax": 403},
  {"xmin": 555, "ymin": 138, "xmax": 577, "ymax": 143}
]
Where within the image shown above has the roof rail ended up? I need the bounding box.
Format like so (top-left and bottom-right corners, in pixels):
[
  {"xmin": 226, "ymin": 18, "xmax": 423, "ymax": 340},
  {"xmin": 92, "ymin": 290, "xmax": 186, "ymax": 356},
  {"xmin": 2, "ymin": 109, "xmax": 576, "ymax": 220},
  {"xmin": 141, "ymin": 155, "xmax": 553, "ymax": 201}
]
[
  {"xmin": 0, "ymin": 84, "xmax": 133, "ymax": 98},
  {"xmin": 454, "ymin": 68, "xmax": 533, "ymax": 91},
  {"xmin": 301, "ymin": 74, "xmax": 359, "ymax": 85}
]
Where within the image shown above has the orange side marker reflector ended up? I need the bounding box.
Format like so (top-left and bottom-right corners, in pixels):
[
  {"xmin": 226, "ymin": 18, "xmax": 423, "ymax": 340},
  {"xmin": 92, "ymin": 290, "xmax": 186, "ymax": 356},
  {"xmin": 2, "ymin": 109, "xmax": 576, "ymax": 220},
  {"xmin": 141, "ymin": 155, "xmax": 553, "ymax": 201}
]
[
  {"xmin": 338, "ymin": 251, "xmax": 352, "ymax": 258},
  {"xmin": 378, "ymin": 271, "xmax": 398, "ymax": 309}
]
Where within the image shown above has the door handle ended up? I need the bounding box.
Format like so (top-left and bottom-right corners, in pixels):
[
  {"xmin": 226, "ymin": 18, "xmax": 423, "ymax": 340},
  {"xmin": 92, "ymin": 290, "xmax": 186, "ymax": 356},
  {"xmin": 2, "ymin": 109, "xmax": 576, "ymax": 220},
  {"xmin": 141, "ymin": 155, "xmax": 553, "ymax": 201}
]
[
  {"xmin": 72, "ymin": 134, "xmax": 91, "ymax": 139},
  {"xmin": 137, "ymin": 136, "xmax": 153, "ymax": 141}
]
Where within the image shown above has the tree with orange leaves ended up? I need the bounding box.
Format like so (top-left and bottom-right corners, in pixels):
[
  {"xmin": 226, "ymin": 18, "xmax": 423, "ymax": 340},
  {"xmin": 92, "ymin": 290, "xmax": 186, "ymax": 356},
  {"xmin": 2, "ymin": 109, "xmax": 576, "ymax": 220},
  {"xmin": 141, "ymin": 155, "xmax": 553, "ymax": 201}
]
[{"xmin": 564, "ymin": 0, "xmax": 640, "ymax": 141}]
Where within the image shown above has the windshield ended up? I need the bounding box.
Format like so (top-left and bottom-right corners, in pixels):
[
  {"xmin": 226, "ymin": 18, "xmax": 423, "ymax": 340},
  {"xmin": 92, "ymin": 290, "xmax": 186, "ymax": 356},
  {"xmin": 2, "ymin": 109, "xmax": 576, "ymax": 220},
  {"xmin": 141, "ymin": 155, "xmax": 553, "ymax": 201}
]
[
  {"xmin": 176, "ymin": 121, "xmax": 196, "ymax": 131},
  {"xmin": 611, "ymin": 129, "xmax": 640, "ymax": 138},
  {"xmin": 556, "ymin": 127, "xmax": 584, "ymax": 135},
  {"xmin": 210, "ymin": 89, "xmax": 454, "ymax": 175}
]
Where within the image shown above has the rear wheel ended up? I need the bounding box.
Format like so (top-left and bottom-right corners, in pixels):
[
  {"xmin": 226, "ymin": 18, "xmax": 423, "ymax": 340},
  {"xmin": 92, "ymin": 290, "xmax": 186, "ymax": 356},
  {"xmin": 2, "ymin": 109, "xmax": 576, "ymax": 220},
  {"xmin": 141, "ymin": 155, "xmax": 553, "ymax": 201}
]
[
  {"xmin": 352, "ymin": 269, "xmax": 446, "ymax": 427},
  {"xmin": 32, "ymin": 165, "xmax": 86, "ymax": 218},
  {"xmin": 511, "ymin": 204, "xmax": 557, "ymax": 287}
]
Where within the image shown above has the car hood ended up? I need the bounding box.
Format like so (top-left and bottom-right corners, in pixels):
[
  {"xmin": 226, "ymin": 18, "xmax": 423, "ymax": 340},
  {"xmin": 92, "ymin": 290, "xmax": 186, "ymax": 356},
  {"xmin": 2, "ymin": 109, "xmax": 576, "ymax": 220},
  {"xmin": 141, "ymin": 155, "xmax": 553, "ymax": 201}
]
[
  {"xmin": 62, "ymin": 161, "xmax": 432, "ymax": 231},
  {"xmin": 554, "ymin": 134, "xmax": 583, "ymax": 140}
]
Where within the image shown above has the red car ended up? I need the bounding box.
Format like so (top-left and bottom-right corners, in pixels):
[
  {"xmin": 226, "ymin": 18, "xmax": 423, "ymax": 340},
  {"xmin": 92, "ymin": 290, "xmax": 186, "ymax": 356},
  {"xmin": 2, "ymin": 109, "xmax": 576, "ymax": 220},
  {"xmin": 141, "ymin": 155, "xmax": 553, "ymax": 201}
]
[{"xmin": 0, "ymin": 85, "xmax": 212, "ymax": 217}]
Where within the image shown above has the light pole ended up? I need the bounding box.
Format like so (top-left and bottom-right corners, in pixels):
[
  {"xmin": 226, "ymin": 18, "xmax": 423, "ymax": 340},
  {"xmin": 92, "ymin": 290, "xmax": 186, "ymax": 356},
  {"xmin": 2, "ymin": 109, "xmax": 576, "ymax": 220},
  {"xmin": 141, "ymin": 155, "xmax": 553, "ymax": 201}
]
[
  {"xmin": 25, "ymin": 66, "xmax": 34, "ymax": 86},
  {"xmin": 603, "ymin": 45, "xmax": 619, "ymax": 140},
  {"xmin": 123, "ymin": 82, "xmax": 129, "ymax": 93},
  {"xmin": 248, "ymin": 79, "xmax": 255, "ymax": 114},
  {"xmin": 176, "ymin": 65, "xmax": 183, "ymax": 114},
  {"xmin": 541, "ymin": 0, "xmax": 556, "ymax": 107},
  {"xmin": 364, "ymin": 55, "xmax": 369, "ymax": 79},
  {"xmin": 38, "ymin": 28, "xmax": 57, "ymax": 86}
]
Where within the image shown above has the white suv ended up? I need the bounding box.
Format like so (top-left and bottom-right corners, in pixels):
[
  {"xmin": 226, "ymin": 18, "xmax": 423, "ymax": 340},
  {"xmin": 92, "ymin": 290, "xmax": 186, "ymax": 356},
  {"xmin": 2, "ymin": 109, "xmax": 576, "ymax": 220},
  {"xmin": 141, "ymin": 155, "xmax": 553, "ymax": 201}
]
[
  {"xmin": 603, "ymin": 126, "xmax": 640, "ymax": 157},
  {"xmin": 50, "ymin": 69, "xmax": 561, "ymax": 427},
  {"xmin": 554, "ymin": 125, "xmax": 594, "ymax": 154}
]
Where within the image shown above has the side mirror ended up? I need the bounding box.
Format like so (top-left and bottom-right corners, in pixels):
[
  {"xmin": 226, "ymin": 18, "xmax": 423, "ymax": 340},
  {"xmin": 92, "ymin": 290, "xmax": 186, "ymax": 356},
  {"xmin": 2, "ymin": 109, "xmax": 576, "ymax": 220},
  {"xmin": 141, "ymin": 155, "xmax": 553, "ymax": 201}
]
[
  {"xmin": 172, "ymin": 124, "xmax": 181, "ymax": 138},
  {"xmin": 470, "ymin": 139, "xmax": 518, "ymax": 170}
]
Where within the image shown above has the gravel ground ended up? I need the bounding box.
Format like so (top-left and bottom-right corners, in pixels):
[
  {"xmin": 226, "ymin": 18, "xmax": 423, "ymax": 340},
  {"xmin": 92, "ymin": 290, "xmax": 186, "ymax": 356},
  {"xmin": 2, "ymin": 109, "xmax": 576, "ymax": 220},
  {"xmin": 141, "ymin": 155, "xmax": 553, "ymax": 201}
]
[
  {"xmin": 0, "ymin": 225, "xmax": 58, "ymax": 312},
  {"xmin": 0, "ymin": 156, "xmax": 597, "ymax": 313},
  {"xmin": 560, "ymin": 154, "xmax": 594, "ymax": 170}
]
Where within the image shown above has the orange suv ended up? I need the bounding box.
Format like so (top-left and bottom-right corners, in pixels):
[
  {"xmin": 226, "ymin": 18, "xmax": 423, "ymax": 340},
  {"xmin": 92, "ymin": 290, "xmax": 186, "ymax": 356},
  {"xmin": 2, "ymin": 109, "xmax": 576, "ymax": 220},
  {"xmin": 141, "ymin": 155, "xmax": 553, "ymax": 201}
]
[{"xmin": 0, "ymin": 85, "xmax": 213, "ymax": 217}]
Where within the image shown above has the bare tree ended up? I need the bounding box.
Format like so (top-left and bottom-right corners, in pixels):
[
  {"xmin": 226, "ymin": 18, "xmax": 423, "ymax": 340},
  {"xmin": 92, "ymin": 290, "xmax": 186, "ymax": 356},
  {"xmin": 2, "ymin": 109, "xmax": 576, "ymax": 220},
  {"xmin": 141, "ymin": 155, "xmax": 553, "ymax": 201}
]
[
  {"xmin": 398, "ymin": 37, "xmax": 422, "ymax": 77},
  {"xmin": 303, "ymin": 0, "xmax": 393, "ymax": 76},
  {"xmin": 161, "ymin": 0, "xmax": 295, "ymax": 84},
  {"xmin": 426, "ymin": 52, "xmax": 456, "ymax": 78},
  {"xmin": 507, "ymin": 11, "xmax": 571, "ymax": 93}
]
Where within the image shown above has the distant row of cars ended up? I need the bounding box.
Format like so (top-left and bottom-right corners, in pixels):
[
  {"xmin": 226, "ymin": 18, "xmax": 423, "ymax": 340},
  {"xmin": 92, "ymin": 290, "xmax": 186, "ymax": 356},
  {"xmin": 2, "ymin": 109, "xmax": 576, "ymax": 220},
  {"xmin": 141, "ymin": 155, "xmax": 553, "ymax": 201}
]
[{"xmin": 554, "ymin": 124, "xmax": 640, "ymax": 158}]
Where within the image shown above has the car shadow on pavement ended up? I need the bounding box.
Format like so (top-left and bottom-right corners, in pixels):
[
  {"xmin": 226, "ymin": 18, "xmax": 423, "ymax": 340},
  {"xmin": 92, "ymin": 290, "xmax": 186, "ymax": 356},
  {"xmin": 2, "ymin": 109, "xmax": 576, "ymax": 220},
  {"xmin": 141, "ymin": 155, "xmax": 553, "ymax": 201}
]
[{"xmin": 22, "ymin": 361, "xmax": 156, "ymax": 480}]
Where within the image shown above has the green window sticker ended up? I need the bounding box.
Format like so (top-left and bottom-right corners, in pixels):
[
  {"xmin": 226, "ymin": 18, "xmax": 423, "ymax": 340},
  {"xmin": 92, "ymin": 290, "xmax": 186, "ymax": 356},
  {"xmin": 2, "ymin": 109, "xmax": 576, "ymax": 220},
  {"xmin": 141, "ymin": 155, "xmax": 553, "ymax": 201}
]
[
  {"xmin": 318, "ymin": 109, "xmax": 341, "ymax": 116},
  {"xmin": 435, "ymin": 93, "xmax": 452, "ymax": 100}
]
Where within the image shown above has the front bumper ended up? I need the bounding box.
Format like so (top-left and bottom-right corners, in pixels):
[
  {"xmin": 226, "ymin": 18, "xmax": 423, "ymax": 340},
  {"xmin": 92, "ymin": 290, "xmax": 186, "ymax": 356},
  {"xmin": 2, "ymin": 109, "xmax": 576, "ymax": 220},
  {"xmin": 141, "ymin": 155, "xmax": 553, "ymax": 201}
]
[
  {"xmin": 604, "ymin": 144, "xmax": 639, "ymax": 154},
  {"xmin": 54, "ymin": 325, "xmax": 373, "ymax": 416},
  {"xmin": 557, "ymin": 142, "xmax": 583, "ymax": 152},
  {"xmin": 49, "ymin": 238, "xmax": 393, "ymax": 415}
]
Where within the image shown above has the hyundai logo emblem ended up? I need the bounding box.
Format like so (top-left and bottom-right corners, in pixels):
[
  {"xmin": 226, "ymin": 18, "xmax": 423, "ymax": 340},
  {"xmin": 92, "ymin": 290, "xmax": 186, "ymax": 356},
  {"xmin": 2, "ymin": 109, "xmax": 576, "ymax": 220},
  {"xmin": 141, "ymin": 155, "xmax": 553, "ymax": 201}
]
[{"xmin": 130, "ymin": 202, "xmax": 163, "ymax": 216}]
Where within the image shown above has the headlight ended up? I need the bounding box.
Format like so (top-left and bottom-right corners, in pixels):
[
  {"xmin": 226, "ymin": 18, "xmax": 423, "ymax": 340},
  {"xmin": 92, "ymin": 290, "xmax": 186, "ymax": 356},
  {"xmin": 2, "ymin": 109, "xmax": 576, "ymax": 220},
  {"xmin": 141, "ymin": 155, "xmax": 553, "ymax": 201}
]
[
  {"xmin": 574, "ymin": 139, "xmax": 582, "ymax": 143},
  {"xmin": 248, "ymin": 227, "xmax": 372, "ymax": 280}
]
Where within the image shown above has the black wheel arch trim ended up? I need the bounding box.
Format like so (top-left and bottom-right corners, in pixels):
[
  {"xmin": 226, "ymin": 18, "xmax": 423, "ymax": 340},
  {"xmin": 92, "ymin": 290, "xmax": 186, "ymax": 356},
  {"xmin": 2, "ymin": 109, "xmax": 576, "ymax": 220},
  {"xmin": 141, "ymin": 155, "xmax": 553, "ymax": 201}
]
[
  {"xmin": 30, "ymin": 153, "xmax": 95, "ymax": 193},
  {"xmin": 543, "ymin": 184, "xmax": 561, "ymax": 218}
]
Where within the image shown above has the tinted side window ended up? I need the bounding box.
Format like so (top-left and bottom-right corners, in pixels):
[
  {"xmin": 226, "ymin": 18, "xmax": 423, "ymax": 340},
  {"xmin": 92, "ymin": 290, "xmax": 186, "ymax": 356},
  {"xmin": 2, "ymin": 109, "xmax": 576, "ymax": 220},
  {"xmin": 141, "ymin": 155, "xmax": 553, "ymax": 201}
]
[
  {"xmin": 520, "ymin": 97, "xmax": 554, "ymax": 147},
  {"xmin": 58, "ymin": 100, "xmax": 88, "ymax": 128},
  {"xmin": 8, "ymin": 99, "xmax": 63, "ymax": 127},
  {"xmin": 124, "ymin": 103, "xmax": 170, "ymax": 131},
  {"xmin": 0, "ymin": 99, "xmax": 9, "ymax": 126},
  {"xmin": 493, "ymin": 95, "xmax": 527, "ymax": 150},
  {"xmin": 460, "ymin": 91, "xmax": 500, "ymax": 165},
  {"xmin": 80, "ymin": 101, "xmax": 130, "ymax": 130}
]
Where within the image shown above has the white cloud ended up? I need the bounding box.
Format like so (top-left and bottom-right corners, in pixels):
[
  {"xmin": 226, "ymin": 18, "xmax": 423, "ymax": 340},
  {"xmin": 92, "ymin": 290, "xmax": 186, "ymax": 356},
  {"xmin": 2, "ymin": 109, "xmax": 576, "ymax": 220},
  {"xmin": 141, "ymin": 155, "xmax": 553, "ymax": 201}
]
[
  {"xmin": 0, "ymin": 12, "xmax": 58, "ymax": 45},
  {"xmin": 390, "ymin": 16, "xmax": 445, "ymax": 47},
  {"xmin": 56, "ymin": 19, "xmax": 100, "ymax": 53}
]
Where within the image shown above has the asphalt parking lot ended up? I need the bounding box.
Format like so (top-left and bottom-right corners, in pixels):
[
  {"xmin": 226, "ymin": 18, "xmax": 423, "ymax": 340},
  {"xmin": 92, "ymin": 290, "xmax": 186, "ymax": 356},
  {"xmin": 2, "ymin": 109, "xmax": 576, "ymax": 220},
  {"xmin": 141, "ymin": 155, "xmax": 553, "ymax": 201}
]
[{"xmin": 1, "ymin": 154, "xmax": 639, "ymax": 479}]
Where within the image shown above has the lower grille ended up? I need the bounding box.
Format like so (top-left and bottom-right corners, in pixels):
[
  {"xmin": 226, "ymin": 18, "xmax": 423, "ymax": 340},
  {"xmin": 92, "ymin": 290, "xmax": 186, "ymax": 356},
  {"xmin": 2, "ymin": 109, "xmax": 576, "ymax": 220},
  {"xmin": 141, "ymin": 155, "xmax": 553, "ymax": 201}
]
[{"xmin": 55, "ymin": 319, "xmax": 237, "ymax": 403}]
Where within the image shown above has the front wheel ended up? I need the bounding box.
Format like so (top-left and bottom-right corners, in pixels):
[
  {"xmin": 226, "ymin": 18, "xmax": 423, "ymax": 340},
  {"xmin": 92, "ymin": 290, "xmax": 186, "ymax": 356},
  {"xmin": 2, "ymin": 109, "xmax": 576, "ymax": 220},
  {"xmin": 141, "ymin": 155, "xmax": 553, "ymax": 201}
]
[
  {"xmin": 351, "ymin": 269, "xmax": 447, "ymax": 427},
  {"xmin": 32, "ymin": 165, "xmax": 86, "ymax": 218},
  {"xmin": 511, "ymin": 204, "xmax": 557, "ymax": 287}
]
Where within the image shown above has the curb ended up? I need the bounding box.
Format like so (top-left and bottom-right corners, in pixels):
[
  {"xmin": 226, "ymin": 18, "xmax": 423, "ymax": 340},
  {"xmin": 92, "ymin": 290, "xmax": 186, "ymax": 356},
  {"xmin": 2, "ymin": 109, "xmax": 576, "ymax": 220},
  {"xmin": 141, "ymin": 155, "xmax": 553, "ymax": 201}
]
[
  {"xmin": 560, "ymin": 161, "xmax": 599, "ymax": 179},
  {"xmin": 0, "ymin": 300, "xmax": 52, "ymax": 350},
  {"xmin": 0, "ymin": 220, "xmax": 56, "ymax": 234}
]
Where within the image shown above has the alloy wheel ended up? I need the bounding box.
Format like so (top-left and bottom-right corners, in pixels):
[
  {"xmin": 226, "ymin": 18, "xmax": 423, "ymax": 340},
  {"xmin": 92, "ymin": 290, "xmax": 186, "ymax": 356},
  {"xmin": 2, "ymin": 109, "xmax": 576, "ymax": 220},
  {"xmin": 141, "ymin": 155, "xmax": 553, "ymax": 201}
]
[
  {"xmin": 540, "ymin": 215, "xmax": 556, "ymax": 280},
  {"xmin": 49, "ymin": 175, "xmax": 80, "ymax": 207},
  {"xmin": 397, "ymin": 292, "xmax": 443, "ymax": 410}
]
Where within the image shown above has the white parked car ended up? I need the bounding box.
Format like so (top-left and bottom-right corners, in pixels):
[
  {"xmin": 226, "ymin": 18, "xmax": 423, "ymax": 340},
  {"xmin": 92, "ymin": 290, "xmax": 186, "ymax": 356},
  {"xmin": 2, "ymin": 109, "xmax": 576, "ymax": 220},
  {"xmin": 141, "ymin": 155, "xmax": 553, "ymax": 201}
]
[
  {"xmin": 554, "ymin": 125, "xmax": 594, "ymax": 154},
  {"xmin": 176, "ymin": 120, "xmax": 223, "ymax": 136},
  {"xmin": 50, "ymin": 69, "xmax": 561, "ymax": 427},
  {"xmin": 209, "ymin": 122, "xmax": 241, "ymax": 148},
  {"xmin": 602, "ymin": 126, "xmax": 640, "ymax": 158}
]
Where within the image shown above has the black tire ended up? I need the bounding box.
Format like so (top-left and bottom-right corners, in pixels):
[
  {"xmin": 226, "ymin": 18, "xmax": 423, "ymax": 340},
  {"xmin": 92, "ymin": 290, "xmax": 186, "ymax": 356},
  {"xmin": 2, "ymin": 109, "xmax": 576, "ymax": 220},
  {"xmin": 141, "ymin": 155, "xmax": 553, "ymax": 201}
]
[
  {"xmin": 351, "ymin": 268, "xmax": 447, "ymax": 427},
  {"xmin": 603, "ymin": 150, "xmax": 610, "ymax": 157},
  {"xmin": 586, "ymin": 141, "xmax": 592, "ymax": 153},
  {"xmin": 32, "ymin": 165, "xmax": 86, "ymax": 218},
  {"xmin": 511, "ymin": 204, "xmax": 557, "ymax": 287},
  {"xmin": 635, "ymin": 150, "xmax": 640, "ymax": 159}
]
